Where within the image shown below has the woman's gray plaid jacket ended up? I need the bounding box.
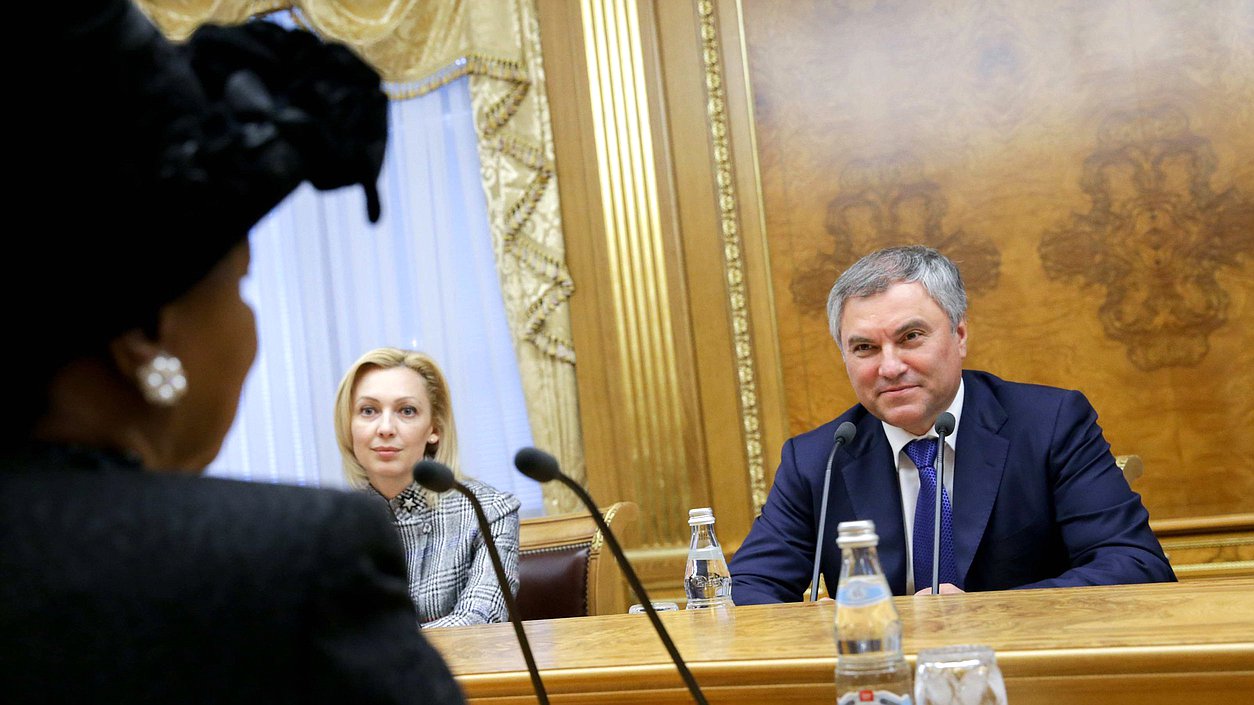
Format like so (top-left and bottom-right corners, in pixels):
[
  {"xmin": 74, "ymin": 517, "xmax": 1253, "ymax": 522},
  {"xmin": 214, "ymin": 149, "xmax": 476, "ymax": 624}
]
[{"xmin": 375, "ymin": 479, "xmax": 521, "ymax": 628}]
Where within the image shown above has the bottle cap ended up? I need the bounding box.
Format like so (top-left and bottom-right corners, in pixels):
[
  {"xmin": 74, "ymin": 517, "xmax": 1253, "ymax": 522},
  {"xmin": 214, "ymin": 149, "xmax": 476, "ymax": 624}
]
[
  {"xmin": 688, "ymin": 507, "xmax": 715, "ymax": 525},
  {"xmin": 836, "ymin": 519, "xmax": 878, "ymax": 548}
]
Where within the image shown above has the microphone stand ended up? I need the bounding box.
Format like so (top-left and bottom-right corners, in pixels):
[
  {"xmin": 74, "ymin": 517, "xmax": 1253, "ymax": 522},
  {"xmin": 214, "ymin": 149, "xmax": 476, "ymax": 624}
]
[
  {"xmin": 433, "ymin": 477, "xmax": 549, "ymax": 704},
  {"xmin": 931, "ymin": 413, "xmax": 954, "ymax": 595},
  {"xmin": 810, "ymin": 422, "xmax": 855, "ymax": 601},
  {"xmin": 521, "ymin": 458, "xmax": 709, "ymax": 705}
]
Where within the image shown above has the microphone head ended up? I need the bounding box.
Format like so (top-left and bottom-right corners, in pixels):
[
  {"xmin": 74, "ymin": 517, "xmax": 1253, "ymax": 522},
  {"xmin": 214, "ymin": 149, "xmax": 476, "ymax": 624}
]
[
  {"xmin": 934, "ymin": 412, "xmax": 956, "ymax": 436},
  {"xmin": 412, "ymin": 459, "xmax": 456, "ymax": 493},
  {"xmin": 834, "ymin": 421, "xmax": 857, "ymax": 445},
  {"xmin": 513, "ymin": 447, "xmax": 562, "ymax": 483}
]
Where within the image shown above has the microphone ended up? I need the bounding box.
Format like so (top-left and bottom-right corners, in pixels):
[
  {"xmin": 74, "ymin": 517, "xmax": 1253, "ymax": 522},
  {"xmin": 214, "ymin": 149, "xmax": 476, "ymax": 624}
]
[
  {"xmin": 809, "ymin": 421, "xmax": 857, "ymax": 601},
  {"xmin": 513, "ymin": 447, "xmax": 710, "ymax": 705},
  {"xmin": 930, "ymin": 412, "xmax": 956, "ymax": 595},
  {"xmin": 412, "ymin": 460, "xmax": 549, "ymax": 705}
]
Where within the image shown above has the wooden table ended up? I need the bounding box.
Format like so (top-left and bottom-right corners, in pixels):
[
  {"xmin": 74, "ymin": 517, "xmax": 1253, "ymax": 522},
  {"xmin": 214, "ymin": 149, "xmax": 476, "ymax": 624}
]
[{"xmin": 425, "ymin": 577, "xmax": 1254, "ymax": 703}]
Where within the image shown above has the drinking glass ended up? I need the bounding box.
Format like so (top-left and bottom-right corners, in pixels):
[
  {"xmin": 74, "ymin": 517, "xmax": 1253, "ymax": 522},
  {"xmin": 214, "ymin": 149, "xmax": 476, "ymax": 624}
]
[{"xmin": 914, "ymin": 644, "xmax": 1008, "ymax": 705}]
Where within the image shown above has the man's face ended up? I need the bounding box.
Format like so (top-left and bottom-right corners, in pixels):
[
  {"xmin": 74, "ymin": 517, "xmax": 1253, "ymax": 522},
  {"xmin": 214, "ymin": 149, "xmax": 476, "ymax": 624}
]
[{"xmin": 838, "ymin": 281, "xmax": 966, "ymax": 435}]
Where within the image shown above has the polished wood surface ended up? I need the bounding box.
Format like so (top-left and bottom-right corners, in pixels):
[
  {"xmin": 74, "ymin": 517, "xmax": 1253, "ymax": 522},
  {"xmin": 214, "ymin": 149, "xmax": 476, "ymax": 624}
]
[{"xmin": 426, "ymin": 577, "xmax": 1254, "ymax": 704}]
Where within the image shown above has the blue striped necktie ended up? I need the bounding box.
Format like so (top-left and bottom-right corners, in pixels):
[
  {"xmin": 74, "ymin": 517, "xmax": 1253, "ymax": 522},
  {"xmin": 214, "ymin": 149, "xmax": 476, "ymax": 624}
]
[{"xmin": 906, "ymin": 437, "xmax": 957, "ymax": 590}]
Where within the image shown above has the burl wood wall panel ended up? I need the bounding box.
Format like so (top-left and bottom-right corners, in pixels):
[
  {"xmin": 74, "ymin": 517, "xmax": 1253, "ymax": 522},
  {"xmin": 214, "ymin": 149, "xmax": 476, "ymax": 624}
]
[{"xmin": 741, "ymin": 0, "xmax": 1254, "ymax": 521}]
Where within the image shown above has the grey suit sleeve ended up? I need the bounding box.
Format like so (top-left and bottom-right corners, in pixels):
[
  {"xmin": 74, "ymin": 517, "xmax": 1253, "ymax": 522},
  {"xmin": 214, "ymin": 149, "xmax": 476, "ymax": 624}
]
[{"xmin": 422, "ymin": 492, "xmax": 521, "ymax": 629}]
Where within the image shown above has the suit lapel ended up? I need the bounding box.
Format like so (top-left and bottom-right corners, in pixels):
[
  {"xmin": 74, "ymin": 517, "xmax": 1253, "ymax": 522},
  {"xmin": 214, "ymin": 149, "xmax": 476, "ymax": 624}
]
[
  {"xmin": 952, "ymin": 373, "xmax": 1008, "ymax": 587},
  {"xmin": 840, "ymin": 413, "xmax": 907, "ymax": 594}
]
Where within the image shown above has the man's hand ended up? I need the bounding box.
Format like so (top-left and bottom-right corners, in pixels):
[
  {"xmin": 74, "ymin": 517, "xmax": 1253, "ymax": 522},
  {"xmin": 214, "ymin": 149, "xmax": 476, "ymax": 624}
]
[{"xmin": 914, "ymin": 583, "xmax": 965, "ymax": 595}]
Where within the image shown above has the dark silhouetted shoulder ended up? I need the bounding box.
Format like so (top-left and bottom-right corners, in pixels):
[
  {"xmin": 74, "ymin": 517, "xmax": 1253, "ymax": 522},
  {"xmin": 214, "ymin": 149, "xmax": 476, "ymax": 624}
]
[{"xmin": 0, "ymin": 460, "xmax": 465, "ymax": 704}]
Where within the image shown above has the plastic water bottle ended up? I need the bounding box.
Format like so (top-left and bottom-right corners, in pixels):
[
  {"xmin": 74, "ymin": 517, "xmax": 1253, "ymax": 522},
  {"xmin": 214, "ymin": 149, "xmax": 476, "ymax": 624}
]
[
  {"xmin": 834, "ymin": 520, "xmax": 912, "ymax": 705},
  {"xmin": 684, "ymin": 507, "xmax": 734, "ymax": 609}
]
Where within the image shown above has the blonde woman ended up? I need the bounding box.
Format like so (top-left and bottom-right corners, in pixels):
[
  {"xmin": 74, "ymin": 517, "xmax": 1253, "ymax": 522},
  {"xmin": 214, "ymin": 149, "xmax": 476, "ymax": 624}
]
[{"xmin": 335, "ymin": 347, "xmax": 520, "ymax": 627}]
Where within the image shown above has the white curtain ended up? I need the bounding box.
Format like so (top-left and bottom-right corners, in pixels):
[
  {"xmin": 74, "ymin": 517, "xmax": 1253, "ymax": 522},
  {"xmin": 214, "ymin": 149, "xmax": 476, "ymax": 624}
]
[{"xmin": 207, "ymin": 77, "xmax": 543, "ymax": 517}]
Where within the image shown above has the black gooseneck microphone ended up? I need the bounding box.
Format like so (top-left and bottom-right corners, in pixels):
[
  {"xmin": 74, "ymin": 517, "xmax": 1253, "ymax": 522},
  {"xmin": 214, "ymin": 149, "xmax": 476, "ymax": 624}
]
[
  {"xmin": 809, "ymin": 421, "xmax": 857, "ymax": 601},
  {"xmin": 412, "ymin": 460, "xmax": 549, "ymax": 705},
  {"xmin": 513, "ymin": 447, "xmax": 710, "ymax": 705},
  {"xmin": 930, "ymin": 412, "xmax": 956, "ymax": 595}
]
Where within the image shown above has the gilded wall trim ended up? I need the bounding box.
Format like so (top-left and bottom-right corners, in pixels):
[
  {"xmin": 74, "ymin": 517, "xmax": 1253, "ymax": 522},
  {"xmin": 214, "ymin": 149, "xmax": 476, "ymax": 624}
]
[
  {"xmin": 1162, "ymin": 536, "xmax": 1254, "ymax": 551},
  {"xmin": 1172, "ymin": 560, "xmax": 1254, "ymax": 576},
  {"xmin": 580, "ymin": 0, "xmax": 692, "ymax": 543},
  {"xmin": 696, "ymin": 0, "xmax": 767, "ymax": 511}
]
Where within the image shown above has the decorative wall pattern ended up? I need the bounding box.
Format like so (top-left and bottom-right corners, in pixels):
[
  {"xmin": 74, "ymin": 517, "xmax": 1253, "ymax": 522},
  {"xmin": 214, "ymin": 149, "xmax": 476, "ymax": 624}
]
[
  {"xmin": 742, "ymin": 0, "xmax": 1254, "ymax": 522},
  {"xmin": 1040, "ymin": 104, "xmax": 1254, "ymax": 370},
  {"xmin": 791, "ymin": 151, "xmax": 1001, "ymax": 315}
]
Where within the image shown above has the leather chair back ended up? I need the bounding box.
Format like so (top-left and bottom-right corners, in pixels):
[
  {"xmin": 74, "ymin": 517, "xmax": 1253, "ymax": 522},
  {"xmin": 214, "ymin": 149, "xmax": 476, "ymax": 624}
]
[{"xmin": 516, "ymin": 501, "xmax": 639, "ymax": 620}]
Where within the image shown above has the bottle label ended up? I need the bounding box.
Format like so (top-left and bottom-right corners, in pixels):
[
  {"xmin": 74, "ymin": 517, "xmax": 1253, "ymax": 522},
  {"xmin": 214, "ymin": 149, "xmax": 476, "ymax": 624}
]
[
  {"xmin": 837, "ymin": 689, "xmax": 912, "ymax": 705},
  {"xmin": 686, "ymin": 573, "xmax": 730, "ymax": 590},
  {"xmin": 836, "ymin": 578, "xmax": 890, "ymax": 607}
]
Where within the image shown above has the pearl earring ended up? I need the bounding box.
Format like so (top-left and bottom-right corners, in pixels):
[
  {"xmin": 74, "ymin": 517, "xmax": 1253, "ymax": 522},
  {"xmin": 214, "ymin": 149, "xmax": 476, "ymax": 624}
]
[{"xmin": 137, "ymin": 352, "xmax": 187, "ymax": 406}]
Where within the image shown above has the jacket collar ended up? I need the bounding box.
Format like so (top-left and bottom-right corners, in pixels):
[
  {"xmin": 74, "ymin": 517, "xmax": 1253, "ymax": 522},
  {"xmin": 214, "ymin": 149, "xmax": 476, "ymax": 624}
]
[{"xmin": 838, "ymin": 371, "xmax": 1009, "ymax": 593}]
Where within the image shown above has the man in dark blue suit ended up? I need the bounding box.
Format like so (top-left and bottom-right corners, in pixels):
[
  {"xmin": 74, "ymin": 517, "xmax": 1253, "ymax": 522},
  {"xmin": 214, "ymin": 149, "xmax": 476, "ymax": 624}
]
[{"xmin": 731, "ymin": 246, "xmax": 1174, "ymax": 602}]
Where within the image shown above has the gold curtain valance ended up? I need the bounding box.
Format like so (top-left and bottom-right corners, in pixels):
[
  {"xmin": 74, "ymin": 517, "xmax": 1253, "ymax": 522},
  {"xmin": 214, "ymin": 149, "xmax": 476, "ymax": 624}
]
[
  {"xmin": 137, "ymin": 0, "xmax": 586, "ymax": 514},
  {"xmin": 139, "ymin": 1, "xmax": 517, "ymax": 92}
]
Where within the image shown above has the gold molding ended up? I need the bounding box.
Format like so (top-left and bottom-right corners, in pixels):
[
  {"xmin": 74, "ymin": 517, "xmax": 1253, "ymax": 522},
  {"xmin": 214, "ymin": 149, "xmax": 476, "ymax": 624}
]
[
  {"xmin": 696, "ymin": 0, "xmax": 767, "ymax": 512},
  {"xmin": 1153, "ymin": 513, "xmax": 1254, "ymax": 535},
  {"xmin": 1172, "ymin": 560, "xmax": 1254, "ymax": 575},
  {"xmin": 580, "ymin": 0, "xmax": 692, "ymax": 543},
  {"xmin": 589, "ymin": 501, "xmax": 627, "ymax": 554},
  {"xmin": 1162, "ymin": 535, "xmax": 1254, "ymax": 550}
]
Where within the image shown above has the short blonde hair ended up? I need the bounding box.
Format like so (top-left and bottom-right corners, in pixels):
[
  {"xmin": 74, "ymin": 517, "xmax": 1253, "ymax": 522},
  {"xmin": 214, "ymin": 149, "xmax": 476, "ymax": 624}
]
[{"xmin": 333, "ymin": 348, "xmax": 462, "ymax": 496}]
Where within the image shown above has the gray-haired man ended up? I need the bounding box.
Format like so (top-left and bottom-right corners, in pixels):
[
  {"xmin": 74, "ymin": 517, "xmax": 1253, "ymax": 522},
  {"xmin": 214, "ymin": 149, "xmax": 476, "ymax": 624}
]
[{"xmin": 731, "ymin": 246, "xmax": 1173, "ymax": 601}]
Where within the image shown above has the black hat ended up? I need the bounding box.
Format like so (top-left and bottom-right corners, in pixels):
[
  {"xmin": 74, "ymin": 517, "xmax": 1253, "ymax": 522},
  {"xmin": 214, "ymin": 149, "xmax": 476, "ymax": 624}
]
[{"xmin": 16, "ymin": 0, "xmax": 388, "ymax": 398}]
